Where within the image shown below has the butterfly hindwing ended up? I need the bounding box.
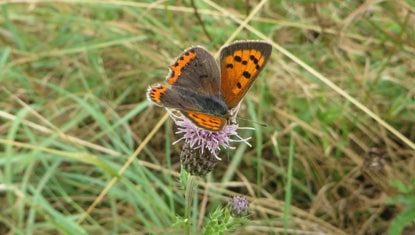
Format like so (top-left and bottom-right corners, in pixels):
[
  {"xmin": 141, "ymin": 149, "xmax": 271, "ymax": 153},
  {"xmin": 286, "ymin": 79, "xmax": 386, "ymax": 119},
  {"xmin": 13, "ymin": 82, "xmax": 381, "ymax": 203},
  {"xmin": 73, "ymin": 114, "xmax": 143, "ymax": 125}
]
[
  {"xmin": 147, "ymin": 84, "xmax": 200, "ymax": 111},
  {"xmin": 166, "ymin": 46, "xmax": 221, "ymax": 97},
  {"xmin": 147, "ymin": 84, "xmax": 169, "ymax": 106},
  {"xmin": 147, "ymin": 83, "xmax": 226, "ymax": 131},
  {"xmin": 219, "ymin": 41, "xmax": 272, "ymax": 108},
  {"xmin": 182, "ymin": 111, "xmax": 227, "ymax": 131}
]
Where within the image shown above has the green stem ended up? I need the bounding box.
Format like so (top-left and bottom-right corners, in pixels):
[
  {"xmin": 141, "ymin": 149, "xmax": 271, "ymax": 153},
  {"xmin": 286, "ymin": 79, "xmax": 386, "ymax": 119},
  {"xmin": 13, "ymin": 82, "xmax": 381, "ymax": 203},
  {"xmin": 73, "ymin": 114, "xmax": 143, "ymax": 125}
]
[{"xmin": 185, "ymin": 175, "xmax": 197, "ymax": 235}]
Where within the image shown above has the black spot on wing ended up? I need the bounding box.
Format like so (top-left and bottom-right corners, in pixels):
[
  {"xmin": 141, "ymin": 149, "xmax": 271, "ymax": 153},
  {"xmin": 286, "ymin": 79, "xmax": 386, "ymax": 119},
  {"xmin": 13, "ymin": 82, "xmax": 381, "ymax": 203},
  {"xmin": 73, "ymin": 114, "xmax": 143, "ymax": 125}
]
[
  {"xmin": 242, "ymin": 71, "xmax": 251, "ymax": 79},
  {"xmin": 250, "ymin": 55, "xmax": 259, "ymax": 64}
]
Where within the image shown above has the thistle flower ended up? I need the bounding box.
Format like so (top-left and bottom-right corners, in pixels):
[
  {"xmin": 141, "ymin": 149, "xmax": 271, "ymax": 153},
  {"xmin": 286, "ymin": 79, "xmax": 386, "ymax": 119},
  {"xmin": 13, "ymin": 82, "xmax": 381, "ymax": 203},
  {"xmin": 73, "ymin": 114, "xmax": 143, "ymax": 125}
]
[
  {"xmin": 229, "ymin": 195, "xmax": 249, "ymax": 217},
  {"xmin": 180, "ymin": 144, "xmax": 219, "ymax": 176},
  {"xmin": 169, "ymin": 107, "xmax": 252, "ymax": 161}
]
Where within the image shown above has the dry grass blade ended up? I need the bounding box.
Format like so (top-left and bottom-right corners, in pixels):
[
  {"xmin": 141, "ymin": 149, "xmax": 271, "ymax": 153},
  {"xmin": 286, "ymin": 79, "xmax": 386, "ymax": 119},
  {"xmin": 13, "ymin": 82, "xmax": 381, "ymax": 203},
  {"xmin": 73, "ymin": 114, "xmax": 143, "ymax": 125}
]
[
  {"xmin": 0, "ymin": 110, "xmax": 120, "ymax": 156},
  {"xmin": 220, "ymin": 0, "xmax": 269, "ymax": 48},
  {"xmin": 2, "ymin": 88, "xmax": 122, "ymax": 156},
  {"xmin": 77, "ymin": 113, "xmax": 169, "ymax": 224}
]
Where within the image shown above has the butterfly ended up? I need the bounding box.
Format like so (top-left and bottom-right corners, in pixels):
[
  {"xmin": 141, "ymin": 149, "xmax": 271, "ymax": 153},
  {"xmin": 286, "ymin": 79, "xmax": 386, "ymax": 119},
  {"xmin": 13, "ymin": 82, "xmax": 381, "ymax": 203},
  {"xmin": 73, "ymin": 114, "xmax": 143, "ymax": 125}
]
[{"xmin": 147, "ymin": 41, "xmax": 272, "ymax": 132}]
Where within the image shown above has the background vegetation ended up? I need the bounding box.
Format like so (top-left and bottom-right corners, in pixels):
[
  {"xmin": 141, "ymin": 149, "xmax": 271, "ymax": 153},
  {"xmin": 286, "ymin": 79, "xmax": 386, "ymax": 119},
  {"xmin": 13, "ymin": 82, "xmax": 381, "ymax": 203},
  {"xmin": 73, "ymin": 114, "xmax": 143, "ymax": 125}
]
[{"xmin": 1, "ymin": 0, "xmax": 414, "ymax": 234}]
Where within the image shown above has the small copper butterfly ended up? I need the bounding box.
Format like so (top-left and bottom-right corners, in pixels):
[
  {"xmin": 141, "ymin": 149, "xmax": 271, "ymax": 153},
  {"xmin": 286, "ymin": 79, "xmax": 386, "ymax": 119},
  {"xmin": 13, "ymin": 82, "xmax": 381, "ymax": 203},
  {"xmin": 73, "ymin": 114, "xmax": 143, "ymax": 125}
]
[{"xmin": 147, "ymin": 41, "xmax": 272, "ymax": 131}]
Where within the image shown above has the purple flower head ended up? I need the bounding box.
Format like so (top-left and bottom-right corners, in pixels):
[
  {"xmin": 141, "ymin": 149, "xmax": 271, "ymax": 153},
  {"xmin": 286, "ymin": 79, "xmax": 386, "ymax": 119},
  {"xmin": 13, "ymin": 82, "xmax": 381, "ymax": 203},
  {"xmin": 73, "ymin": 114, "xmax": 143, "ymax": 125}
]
[
  {"xmin": 168, "ymin": 106, "xmax": 253, "ymax": 160},
  {"xmin": 229, "ymin": 195, "xmax": 249, "ymax": 217}
]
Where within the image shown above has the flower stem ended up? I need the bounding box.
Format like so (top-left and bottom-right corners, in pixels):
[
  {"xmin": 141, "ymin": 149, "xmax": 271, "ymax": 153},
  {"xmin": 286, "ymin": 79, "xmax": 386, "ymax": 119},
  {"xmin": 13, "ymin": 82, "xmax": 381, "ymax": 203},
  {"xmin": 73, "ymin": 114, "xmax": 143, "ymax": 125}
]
[{"xmin": 185, "ymin": 175, "xmax": 197, "ymax": 235}]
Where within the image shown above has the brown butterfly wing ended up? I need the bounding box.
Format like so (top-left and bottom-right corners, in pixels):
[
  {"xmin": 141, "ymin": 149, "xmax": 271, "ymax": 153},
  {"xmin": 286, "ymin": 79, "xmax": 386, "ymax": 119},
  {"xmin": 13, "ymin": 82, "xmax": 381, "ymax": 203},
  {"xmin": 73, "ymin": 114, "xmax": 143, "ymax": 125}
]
[
  {"xmin": 147, "ymin": 84, "xmax": 199, "ymax": 111},
  {"xmin": 166, "ymin": 46, "xmax": 221, "ymax": 97},
  {"xmin": 219, "ymin": 41, "xmax": 272, "ymax": 108},
  {"xmin": 147, "ymin": 84, "xmax": 226, "ymax": 131},
  {"xmin": 182, "ymin": 111, "xmax": 227, "ymax": 131}
]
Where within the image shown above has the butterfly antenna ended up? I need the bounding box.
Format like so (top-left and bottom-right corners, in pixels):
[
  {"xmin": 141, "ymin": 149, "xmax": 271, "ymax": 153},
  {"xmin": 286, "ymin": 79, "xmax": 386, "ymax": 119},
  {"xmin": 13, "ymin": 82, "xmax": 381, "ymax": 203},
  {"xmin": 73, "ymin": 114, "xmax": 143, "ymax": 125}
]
[{"xmin": 236, "ymin": 116, "xmax": 268, "ymax": 127}]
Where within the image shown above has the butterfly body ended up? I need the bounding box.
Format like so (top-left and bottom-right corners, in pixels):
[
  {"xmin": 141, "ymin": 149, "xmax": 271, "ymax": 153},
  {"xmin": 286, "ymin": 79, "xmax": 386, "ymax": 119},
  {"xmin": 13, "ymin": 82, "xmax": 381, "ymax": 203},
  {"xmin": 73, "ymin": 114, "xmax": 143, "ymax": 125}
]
[{"xmin": 147, "ymin": 41, "xmax": 272, "ymax": 131}]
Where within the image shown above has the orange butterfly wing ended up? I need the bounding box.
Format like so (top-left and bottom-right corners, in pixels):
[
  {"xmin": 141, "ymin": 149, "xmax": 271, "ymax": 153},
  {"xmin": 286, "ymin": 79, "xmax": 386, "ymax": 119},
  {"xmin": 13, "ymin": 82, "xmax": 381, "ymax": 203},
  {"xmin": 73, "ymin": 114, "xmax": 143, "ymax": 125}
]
[
  {"xmin": 182, "ymin": 111, "xmax": 227, "ymax": 131},
  {"xmin": 220, "ymin": 41, "xmax": 272, "ymax": 108},
  {"xmin": 166, "ymin": 48, "xmax": 197, "ymax": 85},
  {"xmin": 147, "ymin": 84, "xmax": 169, "ymax": 106}
]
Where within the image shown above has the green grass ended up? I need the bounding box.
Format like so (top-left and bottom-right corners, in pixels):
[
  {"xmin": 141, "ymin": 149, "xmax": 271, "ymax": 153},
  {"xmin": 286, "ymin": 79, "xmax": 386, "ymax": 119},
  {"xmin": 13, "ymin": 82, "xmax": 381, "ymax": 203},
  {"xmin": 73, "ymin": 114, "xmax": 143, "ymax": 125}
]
[{"xmin": 1, "ymin": 0, "xmax": 415, "ymax": 234}]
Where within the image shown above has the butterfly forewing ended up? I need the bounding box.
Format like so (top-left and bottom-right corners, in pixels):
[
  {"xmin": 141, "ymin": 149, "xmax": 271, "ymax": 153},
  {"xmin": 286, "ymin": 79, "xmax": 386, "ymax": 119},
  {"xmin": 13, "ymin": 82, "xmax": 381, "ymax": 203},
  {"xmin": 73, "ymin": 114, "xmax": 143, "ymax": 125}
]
[
  {"xmin": 219, "ymin": 41, "xmax": 272, "ymax": 108},
  {"xmin": 166, "ymin": 46, "xmax": 221, "ymax": 97},
  {"xmin": 147, "ymin": 84, "xmax": 198, "ymax": 111}
]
